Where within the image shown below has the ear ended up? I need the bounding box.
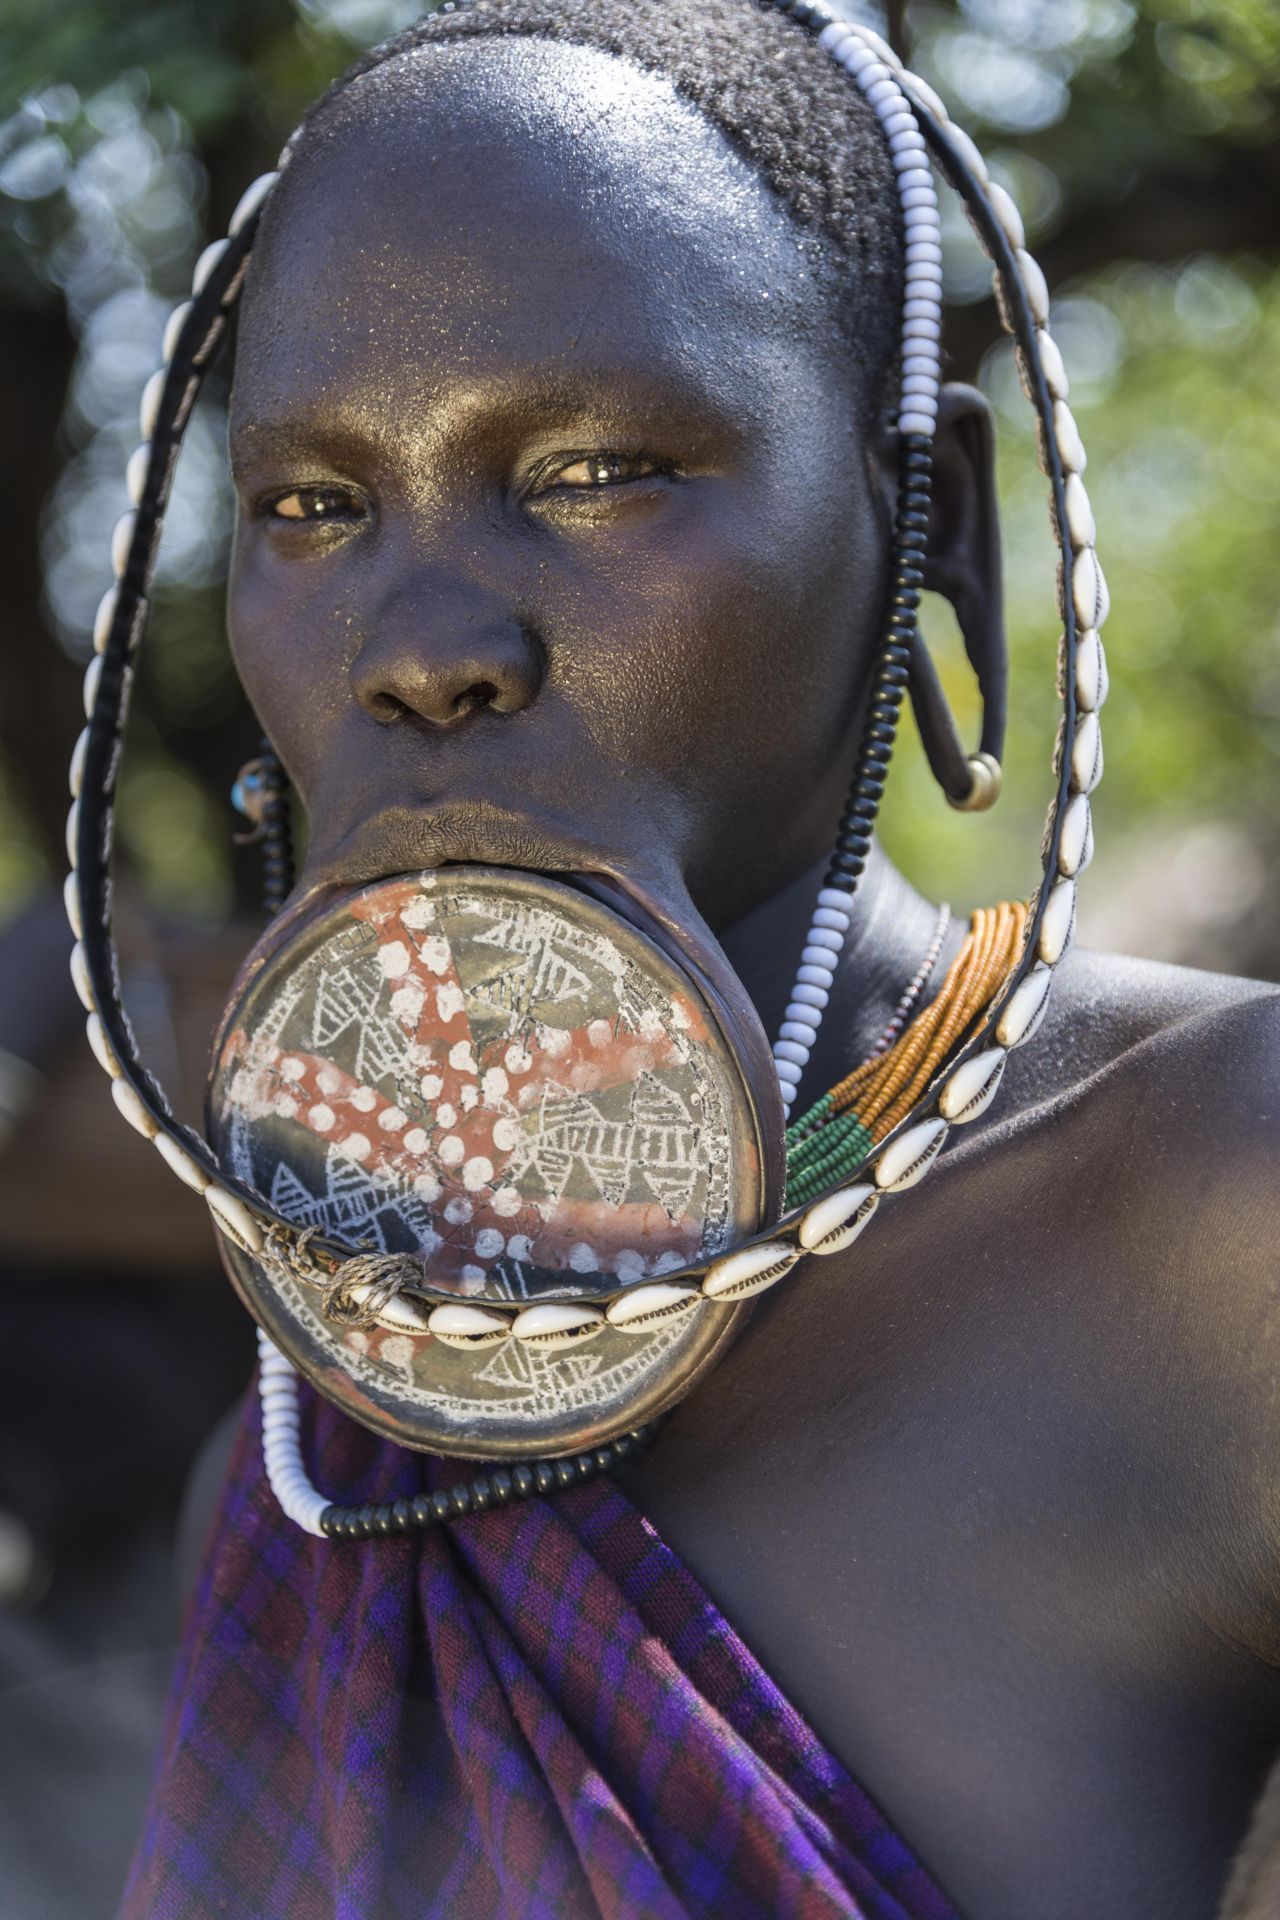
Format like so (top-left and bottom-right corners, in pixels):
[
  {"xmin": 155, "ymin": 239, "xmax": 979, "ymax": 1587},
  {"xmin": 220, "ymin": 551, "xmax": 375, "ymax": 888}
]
[
  {"xmin": 869, "ymin": 381, "xmax": 1006, "ymax": 761},
  {"xmin": 920, "ymin": 382, "xmax": 1006, "ymax": 761}
]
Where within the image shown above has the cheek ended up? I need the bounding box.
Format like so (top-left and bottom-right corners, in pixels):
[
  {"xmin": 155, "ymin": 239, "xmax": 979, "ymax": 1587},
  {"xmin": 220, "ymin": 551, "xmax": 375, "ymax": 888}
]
[
  {"xmin": 227, "ymin": 522, "xmax": 356, "ymax": 788},
  {"xmin": 548, "ymin": 453, "xmax": 884, "ymax": 809}
]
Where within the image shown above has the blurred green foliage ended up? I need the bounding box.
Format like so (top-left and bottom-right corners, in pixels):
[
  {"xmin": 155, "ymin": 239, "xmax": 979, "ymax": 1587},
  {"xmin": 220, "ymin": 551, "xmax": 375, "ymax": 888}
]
[
  {"xmin": 883, "ymin": 253, "xmax": 1280, "ymax": 949},
  {"xmin": 1, "ymin": 0, "xmax": 1277, "ymax": 972}
]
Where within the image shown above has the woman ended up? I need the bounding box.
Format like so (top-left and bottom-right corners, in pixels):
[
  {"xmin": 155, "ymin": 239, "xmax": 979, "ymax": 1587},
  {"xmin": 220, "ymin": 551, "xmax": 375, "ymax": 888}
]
[{"xmin": 97, "ymin": 3, "xmax": 1279, "ymax": 1915}]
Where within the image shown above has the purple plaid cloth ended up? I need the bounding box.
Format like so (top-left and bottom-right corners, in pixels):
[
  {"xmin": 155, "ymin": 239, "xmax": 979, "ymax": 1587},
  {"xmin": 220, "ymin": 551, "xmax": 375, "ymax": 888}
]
[{"xmin": 121, "ymin": 1380, "xmax": 960, "ymax": 1920}]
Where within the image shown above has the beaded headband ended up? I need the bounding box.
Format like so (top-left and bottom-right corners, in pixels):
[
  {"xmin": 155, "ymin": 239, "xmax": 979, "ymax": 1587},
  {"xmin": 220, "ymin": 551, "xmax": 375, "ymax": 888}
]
[{"xmin": 66, "ymin": 1, "xmax": 1107, "ymax": 1533}]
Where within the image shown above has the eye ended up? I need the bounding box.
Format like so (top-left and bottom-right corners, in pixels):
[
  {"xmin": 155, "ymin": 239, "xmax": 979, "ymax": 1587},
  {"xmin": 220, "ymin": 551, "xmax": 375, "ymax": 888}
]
[
  {"xmin": 538, "ymin": 453, "xmax": 670, "ymax": 492},
  {"xmin": 261, "ymin": 485, "xmax": 365, "ymax": 524}
]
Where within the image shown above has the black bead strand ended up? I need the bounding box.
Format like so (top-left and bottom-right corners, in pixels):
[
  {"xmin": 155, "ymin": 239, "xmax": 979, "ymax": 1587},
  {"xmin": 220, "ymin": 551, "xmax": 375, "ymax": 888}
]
[
  {"xmin": 318, "ymin": 1421, "xmax": 664, "ymax": 1541},
  {"xmin": 258, "ymin": 742, "xmax": 294, "ymax": 918},
  {"xmin": 822, "ymin": 435, "xmax": 934, "ymax": 898}
]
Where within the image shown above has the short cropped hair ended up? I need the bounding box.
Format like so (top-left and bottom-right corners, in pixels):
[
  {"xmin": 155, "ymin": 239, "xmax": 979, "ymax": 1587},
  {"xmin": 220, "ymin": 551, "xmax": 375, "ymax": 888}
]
[{"xmin": 291, "ymin": 0, "xmax": 905, "ymax": 406}]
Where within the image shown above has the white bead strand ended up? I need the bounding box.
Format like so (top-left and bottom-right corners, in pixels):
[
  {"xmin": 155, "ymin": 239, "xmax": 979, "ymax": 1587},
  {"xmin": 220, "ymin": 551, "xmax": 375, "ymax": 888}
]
[
  {"xmin": 773, "ymin": 25, "xmax": 945, "ymax": 1114},
  {"xmin": 256, "ymin": 1332, "xmax": 329, "ymax": 1537}
]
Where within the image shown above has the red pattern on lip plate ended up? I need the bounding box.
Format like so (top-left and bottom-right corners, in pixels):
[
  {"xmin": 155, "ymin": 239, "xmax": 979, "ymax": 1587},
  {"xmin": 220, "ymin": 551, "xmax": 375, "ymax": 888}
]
[{"xmin": 218, "ymin": 874, "xmax": 734, "ymax": 1301}]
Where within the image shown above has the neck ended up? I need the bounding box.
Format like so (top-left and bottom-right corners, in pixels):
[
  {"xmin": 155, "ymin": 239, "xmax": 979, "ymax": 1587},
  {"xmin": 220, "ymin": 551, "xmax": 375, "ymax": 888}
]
[{"xmin": 718, "ymin": 842, "xmax": 957, "ymax": 1118}]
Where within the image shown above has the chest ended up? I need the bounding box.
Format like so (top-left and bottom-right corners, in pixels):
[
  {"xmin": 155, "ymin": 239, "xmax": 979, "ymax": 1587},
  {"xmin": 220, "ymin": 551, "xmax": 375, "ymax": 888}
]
[{"xmin": 616, "ymin": 1146, "xmax": 1279, "ymax": 1919}]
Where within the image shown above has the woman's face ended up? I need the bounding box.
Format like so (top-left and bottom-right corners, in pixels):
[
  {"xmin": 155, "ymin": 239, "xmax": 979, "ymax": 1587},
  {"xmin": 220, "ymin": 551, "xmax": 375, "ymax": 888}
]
[{"xmin": 228, "ymin": 37, "xmax": 891, "ymax": 934}]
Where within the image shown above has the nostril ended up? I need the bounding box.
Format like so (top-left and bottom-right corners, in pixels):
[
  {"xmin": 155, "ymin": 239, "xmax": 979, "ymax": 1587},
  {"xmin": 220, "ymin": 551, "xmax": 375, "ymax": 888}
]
[
  {"xmin": 351, "ymin": 619, "xmax": 543, "ymax": 728},
  {"xmin": 451, "ymin": 680, "xmax": 498, "ymax": 719},
  {"xmin": 365, "ymin": 689, "xmax": 412, "ymax": 725}
]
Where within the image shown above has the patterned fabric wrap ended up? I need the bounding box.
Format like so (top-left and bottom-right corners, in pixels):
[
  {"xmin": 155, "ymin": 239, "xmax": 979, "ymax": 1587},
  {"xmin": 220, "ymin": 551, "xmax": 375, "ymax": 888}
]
[{"xmin": 121, "ymin": 1384, "xmax": 960, "ymax": 1920}]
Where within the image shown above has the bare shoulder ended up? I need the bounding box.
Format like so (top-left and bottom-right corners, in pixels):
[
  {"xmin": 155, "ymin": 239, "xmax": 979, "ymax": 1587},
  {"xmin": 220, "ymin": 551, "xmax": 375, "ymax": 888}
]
[
  {"xmin": 994, "ymin": 940, "xmax": 1280, "ymax": 1314},
  {"xmin": 1004, "ymin": 942, "xmax": 1280, "ymax": 1106},
  {"xmin": 977, "ymin": 944, "xmax": 1280, "ymax": 1656},
  {"xmin": 991, "ymin": 944, "xmax": 1280, "ymax": 1183}
]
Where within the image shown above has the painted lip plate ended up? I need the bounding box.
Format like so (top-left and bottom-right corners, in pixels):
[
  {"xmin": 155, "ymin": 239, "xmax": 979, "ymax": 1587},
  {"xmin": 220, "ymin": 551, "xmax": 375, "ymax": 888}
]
[{"xmin": 208, "ymin": 865, "xmax": 772, "ymax": 1457}]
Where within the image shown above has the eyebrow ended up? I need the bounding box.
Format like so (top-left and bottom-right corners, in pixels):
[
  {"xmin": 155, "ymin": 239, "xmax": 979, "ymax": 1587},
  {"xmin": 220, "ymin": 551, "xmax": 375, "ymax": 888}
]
[{"xmin": 229, "ymin": 359, "xmax": 754, "ymax": 477}]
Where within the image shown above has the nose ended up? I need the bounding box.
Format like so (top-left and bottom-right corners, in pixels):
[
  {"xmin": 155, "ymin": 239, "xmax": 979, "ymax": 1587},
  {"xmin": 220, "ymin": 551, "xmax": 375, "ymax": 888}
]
[{"xmin": 350, "ymin": 576, "xmax": 544, "ymax": 727}]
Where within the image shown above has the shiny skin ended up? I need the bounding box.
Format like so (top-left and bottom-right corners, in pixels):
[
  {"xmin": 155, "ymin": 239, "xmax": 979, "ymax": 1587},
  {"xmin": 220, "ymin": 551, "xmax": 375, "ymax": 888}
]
[{"xmin": 226, "ymin": 37, "xmax": 1280, "ymax": 1918}]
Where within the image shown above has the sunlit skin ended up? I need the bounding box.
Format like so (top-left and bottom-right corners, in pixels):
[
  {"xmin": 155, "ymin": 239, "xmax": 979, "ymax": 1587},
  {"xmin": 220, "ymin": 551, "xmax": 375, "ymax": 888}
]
[{"xmin": 227, "ymin": 38, "xmax": 1280, "ymax": 1920}]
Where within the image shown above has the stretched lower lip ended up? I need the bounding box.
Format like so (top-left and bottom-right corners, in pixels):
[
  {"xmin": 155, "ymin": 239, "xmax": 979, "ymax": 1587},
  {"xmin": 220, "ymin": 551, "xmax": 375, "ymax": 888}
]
[{"xmin": 307, "ymin": 805, "xmax": 617, "ymax": 899}]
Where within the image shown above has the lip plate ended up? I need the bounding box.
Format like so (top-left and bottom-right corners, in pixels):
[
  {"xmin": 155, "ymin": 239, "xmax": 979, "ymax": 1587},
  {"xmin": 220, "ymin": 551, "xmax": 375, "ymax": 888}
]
[{"xmin": 208, "ymin": 864, "xmax": 766, "ymax": 1456}]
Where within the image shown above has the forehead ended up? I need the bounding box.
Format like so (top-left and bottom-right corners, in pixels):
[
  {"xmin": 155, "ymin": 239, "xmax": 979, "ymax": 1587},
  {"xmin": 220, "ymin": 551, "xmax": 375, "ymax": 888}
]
[{"xmin": 232, "ymin": 36, "xmax": 846, "ymax": 442}]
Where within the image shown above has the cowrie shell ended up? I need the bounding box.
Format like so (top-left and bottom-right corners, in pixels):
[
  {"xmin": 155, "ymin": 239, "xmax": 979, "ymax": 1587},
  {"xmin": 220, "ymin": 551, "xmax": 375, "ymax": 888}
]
[
  {"xmin": 1016, "ymin": 249, "xmax": 1050, "ymax": 326},
  {"xmin": 68, "ymin": 726, "xmax": 88, "ymax": 798},
  {"xmin": 874, "ymin": 1118, "xmax": 948, "ymax": 1192},
  {"xmin": 110, "ymin": 510, "xmax": 136, "ymax": 578},
  {"xmin": 1035, "ymin": 330, "xmax": 1068, "ymax": 400},
  {"xmin": 207, "ymin": 1187, "xmax": 264, "ymax": 1254},
  {"xmin": 427, "ymin": 1303, "xmax": 510, "ymax": 1348},
  {"xmin": 162, "ymin": 301, "xmax": 192, "ymax": 363},
  {"xmin": 1071, "ymin": 711, "xmax": 1104, "ymax": 796},
  {"xmin": 606, "ymin": 1283, "xmax": 700, "ymax": 1331},
  {"xmin": 125, "ymin": 444, "xmax": 150, "ymax": 508},
  {"xmin": 346, "ymin": 1282, "xmax": 431, "ymax": 1335},
  {"xmin": 904, "ymin": 75, "xmax": 948, "ymax": 123},
  {"xmin": 986, "ymin": 181, "xmax": 1025, "ymax": 251},
  {"xmin": 798, "ymin": 1184, "xmax": 878, "ymax": 1256},
  {"xmin": 63, "ymin": 871, "xmax": 82, "ymax": 940},
  {"xmin": 112, "ymin": 1076, "xmax": 157, "ymax": 1141},
  {"xmin": 1057, "ymin": 793, "xmax": 1094, "ymax": 878},
  {"xmin": 1038, "ymin": 878, "xmax": 1077, "ymax": 966},
  {"xmin": 996, "ymin": 966, "xmax": 1053, "ymax": 1049},
  {"xmin": 82, "ymin": 655, "xmax": 103, "ymax": 717},
  {"xmin": 229, "ymin": 171, "xmax": 279, "ymax": 235},
  {"xmin": 510, "ymin": 1301, "xmax": 605, "ymax": 1349},
  {"xmin": 86, "ymin": 1012, "xmax": 120, "ymax": 1077},
  {"xmin": 945, "ymin": 124, "xmax": 989, "ymax": 186},
  {"xmin": 93, "ymin": 585, "xmax": 118, "ymax": 653},
  {"xmin": 139, "ymin": 368, "xmax": 166, "ymax": 439},
  {"xmin": 702, "ymin": 1241, "xmax": 799, "ymax": 1301},
  {"xmin": 1054, "ymin": 401, "xmax": 1086, "ymax": 474},
  {"xmin": 69, "ymin": 940, "xmax": 94, "ymax": 1011},
  {"xmin": 191, "ymin": 238, "xmax": 229, "ymax": 297},
  {"xmin": 1075, "ymin": 630, "xmax": 1109, "ymax": 713},
  {"xmin": 938, "ymin": 1048, "xmax": 1007, "ymax": 1124},
  {"xmin": 65, "ymin": 799, "xmax": 80, "ymax": 867},
  {"xmin": 1064, "ymin": 473, "xmax": 1095, "ymax": 551},
  {"xmin": 1072, "ymin": 548, "xmax": 1109, "ymax": 631},
  {"xmin": 154, "ymin": 1130, "xmax": 210, "ymax": 1192}
]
